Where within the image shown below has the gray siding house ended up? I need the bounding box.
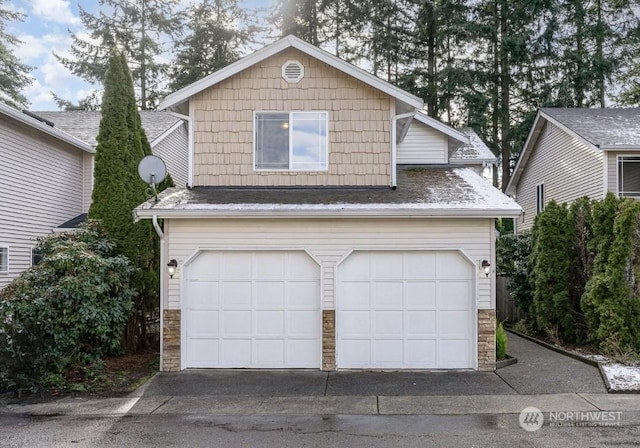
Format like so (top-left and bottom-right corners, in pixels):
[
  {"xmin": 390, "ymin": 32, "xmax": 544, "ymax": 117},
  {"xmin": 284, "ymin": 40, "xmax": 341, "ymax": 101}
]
[
  {"xmin": 0, "ymin": 104, "xmax": 189, "ymax": 289},
  {"xmin": 506, "ymin": 108, "xmax": 640, "ymax": 232}
]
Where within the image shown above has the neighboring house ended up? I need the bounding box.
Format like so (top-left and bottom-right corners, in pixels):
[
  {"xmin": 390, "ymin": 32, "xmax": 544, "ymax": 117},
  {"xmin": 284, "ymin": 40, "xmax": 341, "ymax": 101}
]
[
  {"xmin": 0, "ymin": 105, "xmax": 188, "ymax": 289},
  {"xmin": 134, "ymin": 35, "xmax": 521, "ymax": 373},
  {"xmin": 0, "ymin": 102, "xmax": 94, "ymax": 289},
  {"xmin": 34, "ymin": 111, "xmax": 189, "ymax": 188},
  {"xmin": 506, "ymin": 108, "xmax": 640, "ymax": 232}
]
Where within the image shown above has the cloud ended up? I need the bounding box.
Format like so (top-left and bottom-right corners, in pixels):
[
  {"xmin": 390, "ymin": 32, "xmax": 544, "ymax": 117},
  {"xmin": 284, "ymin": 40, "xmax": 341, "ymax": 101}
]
[
  {"xmin": 15, "ymin": 33, "xmax": 70, "ymax": 62},
  {"xmin": 30, "ymin": 0, "xmax": 80, "ymax": 26}
]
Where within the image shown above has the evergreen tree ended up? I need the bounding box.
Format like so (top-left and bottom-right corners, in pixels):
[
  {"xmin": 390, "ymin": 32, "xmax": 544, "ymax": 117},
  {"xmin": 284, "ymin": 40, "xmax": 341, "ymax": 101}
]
[
  {"xmin": 55, "ymin": 0, "xmax": 183, "ymax": 110},
  {"xmin": 271, "ymin": 0, "xmax": 321, "ymax": 43},
  {"xmin": 89, "ymin": 51, "xmax": 158, "ymax": 351},
  {"xmin": 169, "ymin": 0, "xmax": 254, "ymax": 91},
  {"xmin": 0, "ymin": 0, "xmax": 32, "ymax": 108}
]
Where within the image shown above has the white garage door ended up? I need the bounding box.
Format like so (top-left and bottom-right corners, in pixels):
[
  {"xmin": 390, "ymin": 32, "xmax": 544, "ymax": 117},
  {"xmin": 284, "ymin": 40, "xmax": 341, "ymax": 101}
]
[
  {"xmin": 337, "ymin": 251, "xmax": 474, "ymax": 369},
  {"xmin": 184, "ymin": 251, "xmax": 321, "ymax": 368}
]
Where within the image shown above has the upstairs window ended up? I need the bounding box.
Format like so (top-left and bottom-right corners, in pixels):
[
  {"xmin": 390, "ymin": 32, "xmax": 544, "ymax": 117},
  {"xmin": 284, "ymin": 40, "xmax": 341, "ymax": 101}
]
[
  {"xmin": 618, "ymin": 155, "xmax": 640, "ymax": 198},
  {"xmin": 0, "ymin": 246, "xmax": 7, "ymax": 273},
  {"xmin": 254, "ymin": 111, "xmax": 328, "ymax": 171},
  {"xmin": 536, "ymin": 184, "xmax": 545, "ymax": 214}
]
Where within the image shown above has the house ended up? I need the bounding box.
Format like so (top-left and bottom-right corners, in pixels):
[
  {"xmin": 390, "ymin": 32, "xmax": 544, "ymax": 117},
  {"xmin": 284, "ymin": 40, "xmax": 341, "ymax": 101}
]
[
  {"xmin": 0, "ymin": 105, "xmax": 188, "ymax": 289},
  {"xmin": 505, "ymin": 108, "xmax": 640, "ymax": 232},
  {"xmin": 133, "ymin": 35, "xmax": 522, "ymax": 373}
]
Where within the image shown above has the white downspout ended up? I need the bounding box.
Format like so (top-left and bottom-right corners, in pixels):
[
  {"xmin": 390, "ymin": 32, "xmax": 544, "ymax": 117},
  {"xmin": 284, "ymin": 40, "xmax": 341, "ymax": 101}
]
[
  {"xmin": 152, "ymin": 215, "xmax": 166, "ymax": 370},
  {"xmin": 391, "ymin": 110, "xmax": 418, "ymax": 188},
  {"xmin": 169, "ymin": 109, "xmax": 193, "ymax": 188}
]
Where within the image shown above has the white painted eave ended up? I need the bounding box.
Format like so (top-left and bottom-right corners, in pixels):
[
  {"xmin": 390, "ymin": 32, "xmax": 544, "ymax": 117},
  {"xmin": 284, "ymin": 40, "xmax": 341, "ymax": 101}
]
[
  {"xmin": 599, "ymin": 145, "xmax": 640, "ymax": 151},
  {"xmin": 414, "ymin": 111, "xmax": 469, "ymax": 145},
  {"xmin": 159, "ymin": 35, "xmax": 423, "ymax": 111}
]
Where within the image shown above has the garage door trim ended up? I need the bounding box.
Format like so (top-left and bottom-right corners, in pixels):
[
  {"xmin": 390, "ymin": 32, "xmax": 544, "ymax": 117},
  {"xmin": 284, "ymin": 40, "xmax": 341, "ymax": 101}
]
[
  {"xmin": 180, "ymin": 248, "xmax": 323, "ymax": 370},
  {"xmin": 335, "ymin": 248, "xmax": 478, "ymax": 370}
]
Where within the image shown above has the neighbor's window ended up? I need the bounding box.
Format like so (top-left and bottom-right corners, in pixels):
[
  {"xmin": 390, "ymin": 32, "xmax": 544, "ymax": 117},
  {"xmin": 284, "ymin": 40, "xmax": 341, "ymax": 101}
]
[
  {"xmin": 618, "ymin": 155, "xmax": 640, "ymax": 198},
  {"xmin": 31, "ymin": 247, "xmax": 43, "ymax": 266},
  {"xmin": 0, "ymin": 246, "xmax": 8, "ymax": 273},
  {"xmin": 254, "ymin": 111, "xmax": 328, "ymax": 171},
  {"xmin": 536, "ymin": 184, "xmax": 545, "ymax": 214}
]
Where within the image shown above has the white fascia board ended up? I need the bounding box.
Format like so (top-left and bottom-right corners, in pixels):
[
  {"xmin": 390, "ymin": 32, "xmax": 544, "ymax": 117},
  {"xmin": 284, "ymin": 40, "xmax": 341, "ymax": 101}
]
[
  {"xmin": 0, "ymin": 102, "xmax": 95, "ymax": 153},
  {"xmin": 414, "ymin": 111, "xmax": 469, "ymax": 144},
  {"xmin": 600, "ymin": 145, "xmax": 640, "ymax": 151},
  {"xmin": 150, "ymin": 119, "xmax": 184, "ymax": 148},
  {"xmin": 449, "ymin": 158, "xmax": 495, "ymax": 165},
  {"xmin": 134, "ymin": 207, "xmax": 523, "ymax": 220},
  {"xmin": 159, "ymin": 35, "xmax": 423, "ymax": 111}
]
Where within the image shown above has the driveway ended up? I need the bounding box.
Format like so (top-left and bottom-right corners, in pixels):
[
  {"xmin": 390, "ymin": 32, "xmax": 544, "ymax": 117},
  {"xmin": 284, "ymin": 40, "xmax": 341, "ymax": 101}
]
[{"xmin": 140, "ymin": 331, "xmax": 607, "ymax": 397}]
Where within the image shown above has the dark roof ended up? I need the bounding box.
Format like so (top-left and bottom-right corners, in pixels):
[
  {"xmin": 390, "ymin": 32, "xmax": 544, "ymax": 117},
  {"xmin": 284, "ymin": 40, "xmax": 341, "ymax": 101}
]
[
  {"xmin": 57, "ymin": 213, "xmax": 87, "ymax": 229},
  {"xmin": 32, "ymin": 111, "xmax": 182, "ymax": 146},
  {"xmin": 541, "ymin": 107, "xmax": 640, "ymax": 147},
  {"xmin": 135, "ymin": 166, "xmax": 521, "ymax": 217}
]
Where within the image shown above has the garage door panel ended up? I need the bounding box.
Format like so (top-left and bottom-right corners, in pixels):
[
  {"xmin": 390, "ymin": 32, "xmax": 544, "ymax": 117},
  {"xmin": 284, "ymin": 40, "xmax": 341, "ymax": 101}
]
[
  {"xmin": 221, "ymin": 282, "xmax": 252, "ymax": 307},
  {"xmin": 374, "ymin": 311, "xmax": 403, "ymax": 337},
  {"xmin": 405, "ymin": 282, "xmax": 436, "ymax": 308},
  {"xmin": 189, "ymin": 310, "xmax": 219, "ymax": 338},
  {"xmin": 289, "ymin": 282, "xmax": 321, "ymax": 307},
  {"xmin": 288, "ymin": 310, "xmax": 318, "ymax": 337},
  {"xmin": 341, "ymin": 311, "xmax": 370, "ymax": 337},
  {"xmin": 340, "ymin": 282, "xmax": 370, "ymax": 308},
  {"xmin": 222, "ymin": 311, "xmax": 252, "ymax": 336},
  {"xmin": 437, "ymin": 282, "xmax": 472, "ymax": 309},
  {"xmin": 407, "ymin": 311, "xmax": 436, "ymax": 337},
  {"xmin": 404, "ymin": 252, "xmax": 436, "ymax": 278},
  {"xmin": 373, "ymin": 282, "xmax": 403, "ymax": 308},
  {"xmin": 185, "ymin": 250, "xmax": 321, "ymax": 368},
  {"xmin": 338, "ymin": 251, "xmax": 474, "ymax": 369}
]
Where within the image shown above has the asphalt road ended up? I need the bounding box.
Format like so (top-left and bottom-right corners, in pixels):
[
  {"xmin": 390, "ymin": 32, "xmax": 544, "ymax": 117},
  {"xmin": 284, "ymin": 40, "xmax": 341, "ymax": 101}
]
[{"xmin": 2, "ymin": 412, "xmax": 640, "ymax": 448}]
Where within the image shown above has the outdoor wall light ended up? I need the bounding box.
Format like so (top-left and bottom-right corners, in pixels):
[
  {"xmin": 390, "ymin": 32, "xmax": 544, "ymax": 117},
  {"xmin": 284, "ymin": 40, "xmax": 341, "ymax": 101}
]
[
  {"xmin": 481, "ymin": 260, "xmax": 491, "ymax": 277},
  {"xmin": 167, "ymin": 259, "xmax": 178, "ymax": 279}
]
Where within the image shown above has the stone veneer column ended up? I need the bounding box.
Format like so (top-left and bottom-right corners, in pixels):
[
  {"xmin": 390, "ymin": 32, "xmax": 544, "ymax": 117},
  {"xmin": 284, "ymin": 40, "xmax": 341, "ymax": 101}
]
[
  {"xmin": 322, "ymin": 309, "xmax": 336, "ymax": 371},
  {"xmin": 477, "ymin": 309, "xmax": 496, "ymax": 371},
  {"xmin": 162, "ymin": 309, "xmax": 181, "ymax": 372}
]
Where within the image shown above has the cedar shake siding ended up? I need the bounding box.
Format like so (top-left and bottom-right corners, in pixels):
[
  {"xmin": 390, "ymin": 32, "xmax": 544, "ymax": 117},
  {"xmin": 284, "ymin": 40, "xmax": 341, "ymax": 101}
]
[{"xmin": 192, "ymin": 48, "xmax": 392, "ymax": 187}]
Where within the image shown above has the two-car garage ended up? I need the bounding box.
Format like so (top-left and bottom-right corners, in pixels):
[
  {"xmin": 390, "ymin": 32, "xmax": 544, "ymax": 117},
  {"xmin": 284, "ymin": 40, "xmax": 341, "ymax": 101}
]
[{"xmin": 183, "ymin": 249, "xmax": 475, "ymax": 370}]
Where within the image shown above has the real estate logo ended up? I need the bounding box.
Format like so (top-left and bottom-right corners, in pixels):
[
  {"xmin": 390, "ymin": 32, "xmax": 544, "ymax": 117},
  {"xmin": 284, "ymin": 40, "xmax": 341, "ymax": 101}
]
[{"xmin": 519, "ymin": 407, "xmax": 544, "ymax": 431}]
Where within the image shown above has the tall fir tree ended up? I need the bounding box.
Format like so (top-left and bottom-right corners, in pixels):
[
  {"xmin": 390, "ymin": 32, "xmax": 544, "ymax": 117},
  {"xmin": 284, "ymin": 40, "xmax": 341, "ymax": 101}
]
[
  {"xmin": 89, "ymin": 51, "xmax": 158, "ymax": 351},
  {"xmin": 169, "ymin": 0, "xmax": 255, "ymax": 91},
  {"xmin": 55, "ymin": 0, "xmax": 183, "ymax": 110},
  {"xmin": 0, "ymin": 0, "xmax": 32, "ymax": 108}
]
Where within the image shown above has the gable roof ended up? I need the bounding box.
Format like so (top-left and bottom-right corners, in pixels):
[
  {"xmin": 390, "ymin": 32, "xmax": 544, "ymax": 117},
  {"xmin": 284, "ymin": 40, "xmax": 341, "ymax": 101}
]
[
  {"xmin": 0, "ymin": 102, "xmax": 94, "ymax": 153},
  {"xmin": 450, "ymin": 128, "xmax": 497, "ymax": 164},
  {"xmin": 505, "ymin": 107, "xmax": 640, "ymax": 195},
  {"xmin": 412, "ymin": 110, "xmax": 469, "ymax": 144},
  {"xmin": 159, "ymin": 35, "xmax": 423, "ymax": 113},
  {"xmin": 32, "ymin": 110, "xmax": 182, "ymax": 147},
  {"xmin": 134, "ymin": 166, "xmax": 522, "ymax": 219}
]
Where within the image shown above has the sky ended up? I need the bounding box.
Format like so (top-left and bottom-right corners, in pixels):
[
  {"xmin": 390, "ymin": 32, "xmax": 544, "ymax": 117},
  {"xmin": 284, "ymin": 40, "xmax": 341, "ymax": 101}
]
[{"xmin": 6, "ymin": 0, "xmax": 272, "ymax": 111}]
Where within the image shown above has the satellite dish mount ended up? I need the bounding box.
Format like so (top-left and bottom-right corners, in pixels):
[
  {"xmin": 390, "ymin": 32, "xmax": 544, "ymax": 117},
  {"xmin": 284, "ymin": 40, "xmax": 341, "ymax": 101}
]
[{"xmin": 137, "ymin": 155, "xmax": 167, "ymax": 202}]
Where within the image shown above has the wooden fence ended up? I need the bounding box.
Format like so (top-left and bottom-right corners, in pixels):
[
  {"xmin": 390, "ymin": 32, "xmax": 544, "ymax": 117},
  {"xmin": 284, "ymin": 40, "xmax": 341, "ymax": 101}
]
[{"xmin": 496, "ymin": 276, "xmax": 525, "ymax": 323}]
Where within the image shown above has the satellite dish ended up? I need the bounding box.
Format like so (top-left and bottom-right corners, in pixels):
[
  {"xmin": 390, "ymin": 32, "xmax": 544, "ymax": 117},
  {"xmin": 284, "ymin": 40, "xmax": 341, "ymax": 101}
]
[{"xmin": 138, "ymin": 155, "xmax": 167, "ymax": 186}]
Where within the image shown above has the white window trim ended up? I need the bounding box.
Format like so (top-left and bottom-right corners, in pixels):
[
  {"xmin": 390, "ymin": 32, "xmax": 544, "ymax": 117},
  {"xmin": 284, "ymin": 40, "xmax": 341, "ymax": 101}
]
[
  {"xmin": 616, "ymin": 154, "xmax": 640, "ymax": 198},
  {"xmin": 0, "ymin": 245, "xmax": 8, "ymax": 274},
  {"xmin": 536, "ymin": 183, "xmax": 545, "ymax": 215},
  {"xmin": 253, "ymin": 111, "xmax": 329, "ymax": 172}
]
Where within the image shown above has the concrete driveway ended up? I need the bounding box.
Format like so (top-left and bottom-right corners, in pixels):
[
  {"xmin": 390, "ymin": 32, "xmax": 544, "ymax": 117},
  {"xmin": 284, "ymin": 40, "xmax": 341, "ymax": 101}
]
[{"xmin": 140, "ymin": 331, "xmax": 607, "ymax": 398}]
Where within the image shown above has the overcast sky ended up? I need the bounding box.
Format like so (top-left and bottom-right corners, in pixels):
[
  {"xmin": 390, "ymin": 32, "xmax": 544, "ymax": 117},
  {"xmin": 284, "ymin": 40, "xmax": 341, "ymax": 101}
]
[{"xmin": 7, "ymin": 0, "xmax": 273, "ymax": 110}]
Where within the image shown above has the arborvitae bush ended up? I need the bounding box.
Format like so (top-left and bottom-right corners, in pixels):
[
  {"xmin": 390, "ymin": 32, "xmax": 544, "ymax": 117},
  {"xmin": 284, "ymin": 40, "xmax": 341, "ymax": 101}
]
[
  {"xmin": 531, "ymin": 200, "xmax": 576, "ymax": 342},
  {"xmin": 582, "ymin": 199, "xmax": 640, "ymax": 354},
  {"xmin": 0, "ymin": 222, "xmax": 134, "ymax": 392},
  {"xmin": 496, "ymin": 322, "xmax": 508, "ymax": 360}
]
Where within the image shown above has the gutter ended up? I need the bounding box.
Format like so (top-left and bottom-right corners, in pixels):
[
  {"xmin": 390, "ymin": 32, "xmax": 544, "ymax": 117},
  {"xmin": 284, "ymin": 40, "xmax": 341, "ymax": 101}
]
[
  {"xmin": 391, "ymin": 110, "xmax": 417, "ymax": 188},
  {"xmin": 151, "ymin": 215, "xmax": 165, "ymax": 370},
  {"xmin": 168, "ymin": 110, "xmax": 193, "ymax": 187}
]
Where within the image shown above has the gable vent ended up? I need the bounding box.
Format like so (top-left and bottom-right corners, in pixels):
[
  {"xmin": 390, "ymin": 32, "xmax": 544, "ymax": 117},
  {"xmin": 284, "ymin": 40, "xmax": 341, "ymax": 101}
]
[{"xmin": 282, "ymin": 60, "xmax": 304, "ymax": 83}]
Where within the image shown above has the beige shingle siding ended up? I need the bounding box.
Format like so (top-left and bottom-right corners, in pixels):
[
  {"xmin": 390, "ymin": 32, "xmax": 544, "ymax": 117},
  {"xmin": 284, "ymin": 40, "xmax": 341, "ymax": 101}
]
[
  {"xmin": 153, "ymin": 122, "xmax": 189, "ymax": 189},
  {"xmin": 192, "ymin": 48, "xmax": 392, "ymax": 186},
  {"xmin": 0, "ymin": 119, "xmax": 84, "ymax": 288},
  {"xmin": 515, "ymin": 122, "xmax": 604, "ymax": 232},
  {"xmin": 164, "ymin": 218, "xmax": 494, "ymax": 311},
  {"xmin": 397, "ymin": 120, "xmax": 447, "ymax": 164}
]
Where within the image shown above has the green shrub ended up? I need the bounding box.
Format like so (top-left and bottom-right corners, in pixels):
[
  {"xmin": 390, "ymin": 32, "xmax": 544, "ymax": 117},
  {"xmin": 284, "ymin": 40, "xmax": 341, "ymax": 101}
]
[
  {"xmin": 496, "ymin": 322, "xmax": 508, "ymax": 360},
  {"xmin": 0, "ymin": 221, "xmax": 135, "ymax": 392},
  {"xmin": 497, "ymin": 231, "xmax": 534, "ymax": 319}
]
